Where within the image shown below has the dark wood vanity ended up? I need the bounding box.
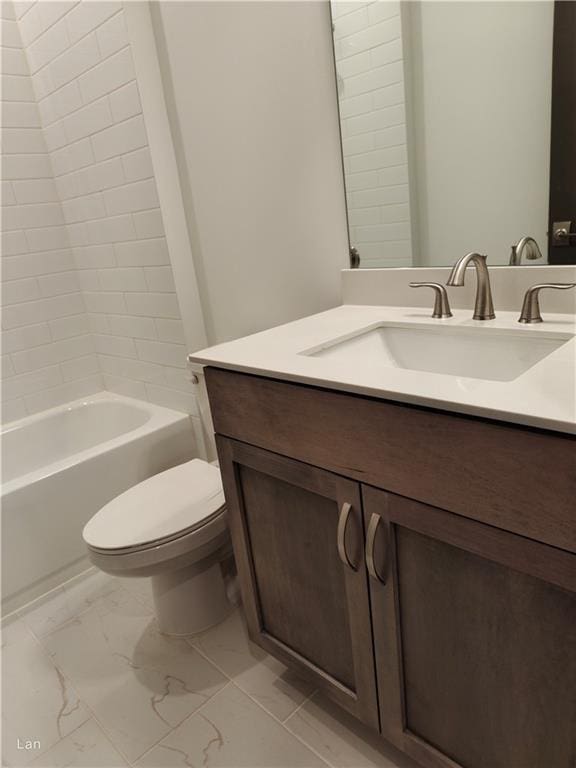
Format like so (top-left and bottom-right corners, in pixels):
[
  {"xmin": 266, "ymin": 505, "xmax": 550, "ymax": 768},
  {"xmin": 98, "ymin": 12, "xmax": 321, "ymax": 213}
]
[{"xmin": 206, "ymin": 367, "xmax": 576, "ymax": 768}]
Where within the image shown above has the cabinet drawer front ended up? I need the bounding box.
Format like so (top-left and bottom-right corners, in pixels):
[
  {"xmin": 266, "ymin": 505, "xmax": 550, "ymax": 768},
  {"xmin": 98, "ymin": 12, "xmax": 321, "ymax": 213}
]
[
  {"xmin": 363, "ymin": 486, "xmax": 576, "ymax": 768},
  {"xmin": 206, "ymin": 368, "xmax": 576, "ymax": 553},
  {"xmin": 216, "ymin": 437, "xmax": 379, "ymax": 729}
]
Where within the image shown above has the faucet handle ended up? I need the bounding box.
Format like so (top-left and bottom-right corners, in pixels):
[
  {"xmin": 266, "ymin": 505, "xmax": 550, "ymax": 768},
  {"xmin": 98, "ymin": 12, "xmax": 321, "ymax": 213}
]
[
  {"xmin": 518, "ymin": 283, "xmax": 576, "ymax": 324},
  {"xmin": 410, "ymin": 282, "xmax": 453, "ymax": 318}
]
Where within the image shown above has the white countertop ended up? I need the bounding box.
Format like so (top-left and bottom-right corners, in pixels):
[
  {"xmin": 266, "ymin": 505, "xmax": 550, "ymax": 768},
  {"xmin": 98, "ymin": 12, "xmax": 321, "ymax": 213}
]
[{"xmin": 189, "ymin": 305, "xmax": 576, "ymax": 435}]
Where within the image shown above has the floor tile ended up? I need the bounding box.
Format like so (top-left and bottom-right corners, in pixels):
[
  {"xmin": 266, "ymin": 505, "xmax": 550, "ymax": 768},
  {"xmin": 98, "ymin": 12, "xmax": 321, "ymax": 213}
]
[
  {"xmin": 19, "ymin": 570, "xmax": 124, "ymax": 638},
  {"xmin": 29, "ymin": 719, "xmax": 129, "ymax": 767},
  {"xmin": 136, "ymin": 683, "xmax": 328, "ymax": 768},
  {"xmin": 191, "ymin": 609, "xmax": 315, "ymax": 721},
  {"xmin": 286, "ymin": 693, "xmax": 417, "ymax": 768},
  {"xmin": 112, "ymin": 575, "xmax": 154, "ymax": 611},
  {"xmin": 41, "ymin": 591, "xmax": 228, "ymax": 763},
  {"xmin": 2, "ymin": 625, "xmax": 90, "ymax": 767}
]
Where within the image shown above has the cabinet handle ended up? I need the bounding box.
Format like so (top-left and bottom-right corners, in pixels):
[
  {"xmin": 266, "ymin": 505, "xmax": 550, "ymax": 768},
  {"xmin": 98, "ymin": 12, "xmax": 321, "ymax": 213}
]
[
  {"xmin": 366, "ymin": 513, "xmax": 387, "ymax": 584},
  {"xmin": 337, "ymin": 502, "xmax": 357, "ymax": 571}
]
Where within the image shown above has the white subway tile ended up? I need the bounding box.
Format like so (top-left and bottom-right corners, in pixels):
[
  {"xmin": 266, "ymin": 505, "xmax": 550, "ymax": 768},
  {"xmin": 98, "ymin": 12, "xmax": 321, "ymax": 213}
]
[
  {"xmin": 333, "ymin": 6, "xmax": 368, "ymax": 40},
  {"xmin": 27, "ymin": 17, "xmax": 70, "ymax": 73},
  {"xmin": 25, "ymin": 225, "xmax": 70, "ymax": 252},
  {"xmin": 12, "ymin": 1, "xmax": 35, "ymax": 20},
  {"xmin": 2, "ymin": 365, "xmax": 62, "ymax": 401},
  {"xmin": 103, "ymin": 178, "xmax": 158, "ymax": 216},
  {"xmin": 98, "ymin": 354, "xmax": 164, "ymax": 384},
  {"xmin": 135, "ymin": 339, "xmax": 185, "ymax": 368},
  {"xmin": 78, "ymin": 46, "xmax": 134, "ymax": 103},
  {"xmin": 2, "ymin": 354, "xmax": 15, "ymax": 378},
  {"xmin": 31, "ymin": 65, "xmax": 56, "ymax": 100},
  {"xmin": 124, "ymin": 292, "xmax": 180, "ymax": 319},
  {"xmin": 74, "ymin": 157, "xmax": 125, "ymax": 195},
  {"xmin": 1, "ymin": 2, "xmax": 16, "ymax": 21},
  {"xmin": 371, "ymin": 39, "xmax": 402, "ymax": 68},
  {"xmin": 348, "ymin": 207, "xmax": 381, "ymax": 226},
  {"xmin": 87, "ymin": 313, "xmax": 110, "ymax": 333},
  {"xmin": 83, "ymin": 291, "xmax": 126, "ymax": 314},
  {"xmin": 163, "ymin": 366, "xmax": 196, "ymax": 394},
  {"xmin": 65, "ymin": 2, "xmax": 121, "ymax": 45},
  {"xmin": 50, "ymin": 33, "xmax": 100, "ymax": 90},
  {"xmin": 144, "ymin": 266, "xmax": 175, "ymax": 293},
  {"xmin": 1, "ymin": 46, "xmax": 28, "ymax": 75},
  {"xmin": 145, "ymin": 383, "xmax": 195, "ymax": 415},
  {"xmin": 2, "ymin": 230, "xmax": 28, "ymax": 256},
  {"xmin": 2, "ymin": 153, "xmax": 53, "ymax": 179},
  {"xmin": 91, "ymin": 114, "xmax": 147, "ymax": 162},
  {"xmin": 339, "ymin": 15, "xmax": 401, "ymax": 59},
  {"xmin": 11, "ymin": 334, "xmax": 93, "ymax": 373},
  {"xmin": 351, "ymin": 184, "xmax": 409, "ymax": 207},
  {"xmin": 349, "ymin": 145, "xmax": 406, "ymax": 172},
  {"xmin": 97, "ymin": 267, "xmax": 146, "ymax": 292},
  {"xmin": 377, "ymin": 164, "xmax": 408, "ymax": 186},
  {"xmin": 63, "ymin": 95, "xmax": 113, "ymax": 142},
  {"xmin": 380, "ymin": 203, "xmax": 410, "ymax": 223},
  {"xmin": 337, "ymin": 51, "xmax": 371, "ymax": 80},
  {"xmin": 1, "ymin": 101, "xmax": 40, "ymax": 128},
  {"xmin": 114, "ymin": 238, "xmax": 168, "ymax": 266},
  {"xmin": 76, "ymin": 269, "xmax": 100, "ymax": 291},
  {"xmin": 36, "ymin": 1, "xmax": 76, "ymax": 35},
  {"xmin": 2, "ymin": 293, "xmax": 85, "ymax": 328},
  {"xmin": 85, "ymin": 213, "xmax": 136, "ymax": 244},
  {"xmin": 17, "ymin": 5, "xmax": 43, "ymax": 47},
  {"xmin": 154, "ymin": 318, "xmax": 185, "ymax": 344},
  {"xmin": 1, "ymin": 18, "xmax": 22, "ymax": 47},
  {"xmin": 108, "ymin": 80, "xmax": 141, "ymax": 123},
  {"xmin": 38, "ymin": 270, "xmax": 79, "ymax": 297},
  {"xmin": 61, "ymin": 354, "xmax": 100, "ymax": 382},
  {"xmin": 73, "ymin": 243, "xmax": 115, "ymax": 269},
  {"xmin": 51, "ymin": 137, "xmax": 94, "ymax": 175},
  {"xmin": 374, "ymin": 123, "xmax": 407, "ymax": 148},
  {"xmin": 1, "ymin": 276, "xmax": 40, "ymax": 305},
  {"xmin": 43, "ymin": 120, "xmax": 68, "ymax": 151},
  {"xmin": 346, "ymin": 104, "xmax": 404, "ymax": 136},
  {"xmin": 2, "ymin": 126, "xmax": 45, "ymax": 153},
  {"xmin": 107, "ymin": 313, "xmax": 156, "ymax": 340},
  {"xmin": 344, "ymin": 60, "xmax": 403, "ymax": 98},
  {"xmin": 2, "ymin": 398, "xmax": 28, "ymax": 423},
  {"xmin": 96, "ymin": 10, "xmax": 127, "ymax": 59},
  {"xmin": 2, "ymin": 180, "xmax": 17, "ymax": 204},
  {"xmin": 121, "ymin": 147, "xmax": 153, "ymax": 182},
  {"xmin": 342, "ymin": 132, "xmax": 375, "ymax": 156},
  {"xmin": 66, "ymin": 221, "xmax": 88, "ymax": 246},
  {"xmin": 43, "ymin": 80, "xmax": 83, "ymax": 121},
  {"xmin": 355, "ymin": 221, "xmax": 410, "ymax": 243},
  {"xmin": 24, "ymin": 374, "xmax": 102, "ymax": 414},
  {"xmin": 49, "ymin": 313, "xmax": 90, "ymax": 340},
  {"xmin": 94, "ymin": 333, "xmax": 137, "ymax": 358},
  {"xmin": 62, "ymin": 192, "xmax": 106, "ymax": 224},
  {"xmin": 12, "ymin": 178, "xmax": 58, "ymax": 204},
  {"xmin": 3, "ymin": 202, "xmax": 64, "ymax": 231},
  {"xmin": 102, "ymin": 374, "xmax": 146, "ymax": 400},
  {"xmin": 3, "ymin": 249, "xmax": 74, "ymax": 280},
  {"xmin": 368, "ymin": 1, "xmax": 400, "ymax": 25},
  {"xmin": 132, "ymin": 208, "xmax": 164, "ymax": 239}
]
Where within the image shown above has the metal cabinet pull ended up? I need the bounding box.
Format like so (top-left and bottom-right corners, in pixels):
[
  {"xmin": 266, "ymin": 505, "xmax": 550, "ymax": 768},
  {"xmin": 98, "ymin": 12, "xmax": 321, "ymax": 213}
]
[
  {"xmin": 365, "ymin": 513, "xmax": 387, "ymax": 584},
  {"xmin": 337, "ymin": 502, "xmax": 357, "ymax": 571}
]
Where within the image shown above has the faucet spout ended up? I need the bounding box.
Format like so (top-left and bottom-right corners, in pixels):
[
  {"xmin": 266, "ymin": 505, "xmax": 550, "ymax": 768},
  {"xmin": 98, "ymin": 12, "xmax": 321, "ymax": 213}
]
[{"xmin": 446, "ymin": 252, "xmax": 495, "ymax": 320}]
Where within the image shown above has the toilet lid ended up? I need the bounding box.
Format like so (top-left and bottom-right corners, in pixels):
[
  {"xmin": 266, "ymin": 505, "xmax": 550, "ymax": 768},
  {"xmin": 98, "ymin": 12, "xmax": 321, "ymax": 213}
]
[{"xmin": 83, "ymin": 459, "xmax": 226, "ymax": 551}]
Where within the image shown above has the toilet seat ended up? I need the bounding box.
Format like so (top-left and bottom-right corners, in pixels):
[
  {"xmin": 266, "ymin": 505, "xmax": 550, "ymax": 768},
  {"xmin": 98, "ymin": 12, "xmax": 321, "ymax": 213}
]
[{"xmin": 83, "ymin": 459, "xmax": 226, "ymax": 554}]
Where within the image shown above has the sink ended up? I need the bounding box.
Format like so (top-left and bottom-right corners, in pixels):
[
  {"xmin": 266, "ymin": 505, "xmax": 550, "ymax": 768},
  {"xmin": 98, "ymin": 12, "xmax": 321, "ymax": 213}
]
[{"xmin": 303, "ymin": 324, "xmax": 571, "ymax": 382}]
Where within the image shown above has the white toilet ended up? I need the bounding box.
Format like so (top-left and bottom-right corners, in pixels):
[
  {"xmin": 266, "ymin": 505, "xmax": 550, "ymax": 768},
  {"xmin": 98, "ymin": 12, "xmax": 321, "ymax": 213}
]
[{"xmin": 83, "ymin": 459, "xmax": 235, "ymax": 636}]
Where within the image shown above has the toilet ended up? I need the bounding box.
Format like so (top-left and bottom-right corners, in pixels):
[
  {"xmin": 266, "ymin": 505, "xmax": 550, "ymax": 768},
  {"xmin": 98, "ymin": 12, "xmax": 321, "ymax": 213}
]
[{"xmin": 83, "ymin": 459, "xmax": 235, "ymax": 636}]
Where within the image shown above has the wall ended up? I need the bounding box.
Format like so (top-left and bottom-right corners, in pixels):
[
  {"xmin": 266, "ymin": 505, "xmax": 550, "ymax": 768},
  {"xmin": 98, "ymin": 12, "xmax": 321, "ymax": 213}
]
[
  {"xmin": 1, "ymin": 1, "xmax": 99, "ymax": 423},
  {"xmin": 332, "ymin": 0, "xmax": 413, "ymax": 268},
  {"xmin": 1, "ymin": 0, "xmax": 198, "ymax": 423},
  {"xmin": 153, "ymin": 0, "xmax": 349, "ymax": 345},
  {"xmin": 408, "ymin": 1, "xmax": 553, "ymax": 266}
]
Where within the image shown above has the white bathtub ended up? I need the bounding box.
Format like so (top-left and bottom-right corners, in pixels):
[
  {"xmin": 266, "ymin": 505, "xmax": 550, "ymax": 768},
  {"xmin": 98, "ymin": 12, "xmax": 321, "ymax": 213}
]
[{"xmin": 1, "ymin": 393, "xmax": 197, "ymax": 613}]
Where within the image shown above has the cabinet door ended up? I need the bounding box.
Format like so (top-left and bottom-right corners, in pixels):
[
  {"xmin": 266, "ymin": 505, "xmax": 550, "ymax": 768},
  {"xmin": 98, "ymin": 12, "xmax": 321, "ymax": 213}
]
[
  {"xmin": 363, "ymin": 486, "xmax": 576, "ymax": 768},
  {"xmin": 217, "ymin": 437, "xmax": 379, "ymax": 728}
]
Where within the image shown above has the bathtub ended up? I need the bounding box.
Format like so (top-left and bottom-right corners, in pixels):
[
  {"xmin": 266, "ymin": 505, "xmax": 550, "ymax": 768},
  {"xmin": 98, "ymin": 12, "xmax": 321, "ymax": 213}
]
[{"xmin": 1, "ymin": 393, "xmax": 197, "ymax": 613}]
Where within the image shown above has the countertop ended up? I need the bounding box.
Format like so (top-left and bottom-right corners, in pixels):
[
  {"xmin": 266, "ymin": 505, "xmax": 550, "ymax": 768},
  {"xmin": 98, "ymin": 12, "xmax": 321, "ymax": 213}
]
[{"xmin": 188, "ymin": 305, "xmax": 576, "ymax": 435}]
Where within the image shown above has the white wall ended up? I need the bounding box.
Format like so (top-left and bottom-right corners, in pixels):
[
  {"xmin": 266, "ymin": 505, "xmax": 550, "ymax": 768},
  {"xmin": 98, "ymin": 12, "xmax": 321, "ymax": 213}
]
[
  {"xmin": 408, "ymin": 1, "xmax": 553, "ymax": 266},
  {"xmin": 332, "ymin": 0, "xmax": 413, "ymax": 268},
  {"xmin": 1, "ymin": 0, "xmax": 201, "ymax": 423},
  {"xmin": 153, "ymin": 0, "xmax": 349, "ymax": 345}
]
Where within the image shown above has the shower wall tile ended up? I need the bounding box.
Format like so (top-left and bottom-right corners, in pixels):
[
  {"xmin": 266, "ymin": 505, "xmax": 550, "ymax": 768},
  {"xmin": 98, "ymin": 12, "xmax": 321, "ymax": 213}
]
[{"xmin": 1, "ymin": 0, "xmax": 195, "ymax": 424}]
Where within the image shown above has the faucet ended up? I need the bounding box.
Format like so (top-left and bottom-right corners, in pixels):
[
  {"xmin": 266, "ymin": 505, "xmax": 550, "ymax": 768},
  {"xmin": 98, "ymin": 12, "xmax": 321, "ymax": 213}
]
[
  {"xmin": 446, "ymin": 252, "xmax": 495, "ymax": 320},
  {"xmin": 509, "ymin": 236, "xmax": 543, "ymax": 265}
]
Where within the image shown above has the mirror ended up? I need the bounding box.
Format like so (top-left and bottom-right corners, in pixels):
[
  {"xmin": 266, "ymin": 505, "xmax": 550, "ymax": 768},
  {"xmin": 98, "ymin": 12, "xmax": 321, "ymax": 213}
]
[{"xmin": 331, "ymin": 1, "xmax": 576, "ymax": 267}]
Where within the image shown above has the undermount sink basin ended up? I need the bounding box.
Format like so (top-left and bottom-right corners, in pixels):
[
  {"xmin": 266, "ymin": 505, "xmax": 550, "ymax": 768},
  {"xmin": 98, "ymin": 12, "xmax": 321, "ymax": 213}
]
[{"xmin": 304, "ymin": 324, "xmax": 570, "ymax": 382}]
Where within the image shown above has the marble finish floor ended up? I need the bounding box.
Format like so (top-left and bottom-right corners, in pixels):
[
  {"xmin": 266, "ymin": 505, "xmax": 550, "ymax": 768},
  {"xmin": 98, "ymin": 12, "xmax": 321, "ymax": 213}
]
[{"xmin": 2, "ymin": 569, "xmax": 416, "ymax": 768}]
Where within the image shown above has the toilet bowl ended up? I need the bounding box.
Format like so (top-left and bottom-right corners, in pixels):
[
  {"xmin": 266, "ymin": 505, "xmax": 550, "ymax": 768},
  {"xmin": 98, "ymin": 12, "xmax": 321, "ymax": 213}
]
[{"xmin": 83, "ymin": 459, "xmax": 235, "ymax": 636}]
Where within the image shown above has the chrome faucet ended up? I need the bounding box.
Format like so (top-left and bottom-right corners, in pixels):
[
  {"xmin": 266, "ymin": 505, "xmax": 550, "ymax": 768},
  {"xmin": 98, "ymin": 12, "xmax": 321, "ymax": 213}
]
[
  {"xmin": 446, "ymin": 252, "xmax": 495, "ymax": 320},
  {"xmin": 509, "ymin": 236, "xmax": 544, "ymax": 266}
]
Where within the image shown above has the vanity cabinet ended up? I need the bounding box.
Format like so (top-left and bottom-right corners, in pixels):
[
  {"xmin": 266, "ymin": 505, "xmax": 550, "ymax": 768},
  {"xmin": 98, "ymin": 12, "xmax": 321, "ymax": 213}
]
[{"xmin": 207, "ymin": 367, "xmax": 576, "ymax": 768}]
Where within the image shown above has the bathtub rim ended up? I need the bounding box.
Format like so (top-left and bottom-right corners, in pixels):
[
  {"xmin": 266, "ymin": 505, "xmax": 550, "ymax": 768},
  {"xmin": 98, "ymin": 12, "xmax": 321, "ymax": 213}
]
[{"xmin": 1, "ymin": 392, "xmax": 193, "ymax": 495}]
